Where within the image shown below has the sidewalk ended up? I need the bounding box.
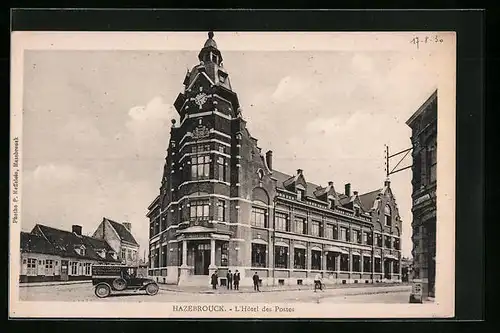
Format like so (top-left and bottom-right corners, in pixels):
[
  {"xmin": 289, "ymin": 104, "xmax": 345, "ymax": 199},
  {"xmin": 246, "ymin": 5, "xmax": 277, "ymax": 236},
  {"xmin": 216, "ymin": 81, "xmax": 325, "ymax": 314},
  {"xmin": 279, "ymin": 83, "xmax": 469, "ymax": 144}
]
[
  {"xmin": 159, "ymin": 282, "xmax": 410, "ymax": 294},
  {"xmin": 19, "ymin": 280, "xmax": 92, "ymax": 288}
]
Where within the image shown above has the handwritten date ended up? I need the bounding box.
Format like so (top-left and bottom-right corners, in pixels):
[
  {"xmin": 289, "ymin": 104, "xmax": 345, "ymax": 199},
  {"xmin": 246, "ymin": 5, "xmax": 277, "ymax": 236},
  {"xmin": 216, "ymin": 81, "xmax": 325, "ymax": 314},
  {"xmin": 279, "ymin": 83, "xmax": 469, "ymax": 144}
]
[{"xmin": 410, "ymin": 35, "xmax": 444, "ymax": 49}]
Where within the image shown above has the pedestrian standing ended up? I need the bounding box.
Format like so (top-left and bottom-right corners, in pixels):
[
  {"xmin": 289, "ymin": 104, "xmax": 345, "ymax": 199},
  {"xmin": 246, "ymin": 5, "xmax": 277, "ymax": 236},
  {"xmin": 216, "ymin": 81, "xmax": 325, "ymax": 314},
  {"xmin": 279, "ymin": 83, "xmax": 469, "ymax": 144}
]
[
  {"xmin": 253, "ymin": 272, "xmax": 260, "ymax": 292},
  {"xmin": 227, "ymin": 270, "xmax": 233, "ymax": 290},
  {"xmin": 233, "ymin": 270, "xmax": 240, "ymax": 290},
  {"xmin": 314, "ymin": 273, "xmax": 323, "ymax": 292},
  {"xmin": 211, "ymin": 271, "xmax": 218, "ymax": 290}
]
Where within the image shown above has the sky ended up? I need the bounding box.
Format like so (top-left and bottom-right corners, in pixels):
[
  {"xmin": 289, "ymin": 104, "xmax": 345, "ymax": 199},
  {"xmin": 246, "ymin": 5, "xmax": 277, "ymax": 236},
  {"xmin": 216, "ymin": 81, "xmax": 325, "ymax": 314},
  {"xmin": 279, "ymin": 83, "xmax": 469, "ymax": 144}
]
[{"xmin": 20, "ymin": 33, "xmax": 440, "ymax": 259}]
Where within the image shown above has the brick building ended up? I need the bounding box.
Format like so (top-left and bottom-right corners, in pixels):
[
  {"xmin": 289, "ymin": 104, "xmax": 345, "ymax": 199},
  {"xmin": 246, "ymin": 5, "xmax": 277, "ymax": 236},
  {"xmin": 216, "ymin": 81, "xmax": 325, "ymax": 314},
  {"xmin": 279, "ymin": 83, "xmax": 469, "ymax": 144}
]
[
  {"xmin": 147, "ymin": 32, "xmax": 403, "ymax": 286},
  {"xmin": 406, "ymin": 90, "xmax": 437, "ymax": 300},
  {"xmin": 92, "ymin": 218, "xmax": 140, "ymax": 266}
]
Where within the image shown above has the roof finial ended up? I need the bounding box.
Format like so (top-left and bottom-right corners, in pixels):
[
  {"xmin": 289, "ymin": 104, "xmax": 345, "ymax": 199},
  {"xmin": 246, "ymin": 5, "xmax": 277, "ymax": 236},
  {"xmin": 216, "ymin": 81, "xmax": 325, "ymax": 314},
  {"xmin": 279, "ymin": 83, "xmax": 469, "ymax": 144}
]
[{"xmin": 208, "ymin": 31, "xmax": 214, "ymax": 39}]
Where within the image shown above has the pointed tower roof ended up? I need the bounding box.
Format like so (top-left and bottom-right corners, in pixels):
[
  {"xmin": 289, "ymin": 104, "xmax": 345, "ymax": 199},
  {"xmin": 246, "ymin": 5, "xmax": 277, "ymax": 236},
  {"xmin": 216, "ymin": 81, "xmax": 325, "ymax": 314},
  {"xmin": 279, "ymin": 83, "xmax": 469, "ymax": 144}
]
[{"xmin": 204, "ymin": 31, "xmax": 218, "ymax": 48}]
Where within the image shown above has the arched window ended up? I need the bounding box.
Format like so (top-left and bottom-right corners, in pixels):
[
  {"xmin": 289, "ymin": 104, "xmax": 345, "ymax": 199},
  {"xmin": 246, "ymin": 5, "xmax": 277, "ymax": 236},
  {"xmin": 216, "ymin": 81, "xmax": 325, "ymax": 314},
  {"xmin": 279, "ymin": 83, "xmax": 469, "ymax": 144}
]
[{"xmin": 384, "ymin": 205, "xmax": 392, "ymax": 226}]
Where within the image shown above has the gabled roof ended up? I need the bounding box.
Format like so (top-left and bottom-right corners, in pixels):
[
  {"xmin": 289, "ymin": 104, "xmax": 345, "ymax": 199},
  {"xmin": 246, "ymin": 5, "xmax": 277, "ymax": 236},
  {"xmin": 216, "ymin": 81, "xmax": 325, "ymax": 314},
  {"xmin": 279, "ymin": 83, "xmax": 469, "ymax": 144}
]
[
  {"xmin": 21, "ymin": 232, "xmax": 57, "ymax": 255},
  {"xmin": 358, "ymin": 189, "xmax": 383, "ymax": 211},
  {"xmin": 272, "ymin": 169, "xmax": 381, "ymax": 211},
  {"xmin": 32, "ymin": 224, "xmax": 119, "ymax": 262},
  {"xmin": 105, "ymin": 218, "xmax": 139, "ymax": 246}
]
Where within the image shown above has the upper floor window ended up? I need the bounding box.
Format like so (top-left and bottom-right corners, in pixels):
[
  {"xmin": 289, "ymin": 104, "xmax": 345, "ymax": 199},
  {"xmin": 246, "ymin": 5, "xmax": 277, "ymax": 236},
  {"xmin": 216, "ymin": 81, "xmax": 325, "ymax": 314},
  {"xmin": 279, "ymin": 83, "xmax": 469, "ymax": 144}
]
[
  {"xmin": 384, "ymin": 205, "xmax": 392, "ymax": 226},
  {"xmin": 376, "ymin": 233, "xmax": 383, "ymax": 247},
  {"xmin": 365, "ymin": 231, "xmax": 373, "ymax": 245},
  {"xmin": 217, "ymin": 200, "xmax": 226, "ymax": 221},
  {"xmin": 275, "ymin": 212, "xmax": 289, "ymax": 232},
  {"xmin": 192, "ymin": 144, "xmax": 210, "ymax": 153},
  {"xmin": 190, "ymin": 200, "xmax": 210, "ymax": 221},
  {"xmin": 251, "ymin": 207, "xmax": 267, "ymax": 228},
  {"xmin": 325, "ymin": 224, "xmax": 334, "ymax": 239},
  {"xmin": 352, "ymin": 229, "xmax": 362, "ymax": 244},
  {"xmin": 294, "ymin": 217, "xmax": 307, "ymax": 235},
  {"xmin": 191, "ymin": 155, "xmax": 210, "ymax": 180},
  {"xmin": 394, "ymin": 237, "xmax": 400, "ymax": 250},
  {"xmin": 384, "ymin": 235, "xmax": 392, "ymax": 248},
  {"xmin": 340, "ymin": 227, "xmax": 349, "ymax": 241},
  {"xmin": 311, "ymin": 221, "xmax": 321, "ymax": 237},
  {"xmin": 217, "ymin": 156, "xmax": 226, "ymax": 182},
  {"xmin": 428, "ymin": 144, "xmax": 437, "ymax": 184},
  {"xmin": 218, "ymin": 145, "xmax": 226, "ymax": 153}
]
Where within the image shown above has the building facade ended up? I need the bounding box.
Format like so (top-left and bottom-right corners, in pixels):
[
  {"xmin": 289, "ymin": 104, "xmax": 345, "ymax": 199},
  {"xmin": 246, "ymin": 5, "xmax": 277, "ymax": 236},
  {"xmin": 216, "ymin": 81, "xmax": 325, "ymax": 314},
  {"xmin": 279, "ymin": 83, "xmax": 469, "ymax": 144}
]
[
  {"xmin": 147, "ymin": 32, "xmax": 403, "ymax": 286},
  {"xmin": 20, "ymin": 224, "xmax": 120, "ymax": 283},
  {"xmin": 406, "ymin": 90, "xmax": 437, "ymax": 300},
  {"xmin": 92, "ymin": 218, "xmax": 140, "ymax": 266}
]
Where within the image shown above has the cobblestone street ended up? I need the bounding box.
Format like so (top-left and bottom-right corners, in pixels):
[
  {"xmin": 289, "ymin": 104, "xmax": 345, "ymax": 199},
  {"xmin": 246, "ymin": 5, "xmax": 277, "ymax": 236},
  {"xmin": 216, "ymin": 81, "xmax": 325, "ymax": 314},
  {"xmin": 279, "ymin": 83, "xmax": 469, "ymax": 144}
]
[{"xmin": 19, "ymin": 282, "xmax": 411, "ymax": 303}]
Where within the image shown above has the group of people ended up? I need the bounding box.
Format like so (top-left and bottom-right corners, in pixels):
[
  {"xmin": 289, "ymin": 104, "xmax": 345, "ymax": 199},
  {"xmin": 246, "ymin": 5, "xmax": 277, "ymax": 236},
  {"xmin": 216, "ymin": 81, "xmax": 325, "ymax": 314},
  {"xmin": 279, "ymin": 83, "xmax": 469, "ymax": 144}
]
[
  {"xmin": 210, "ymin": 269, "xmax": 242, "ymax": 290},
  {"xmin": 210, "ymin": 271, "xmax": 324, "ymax": 292},
  {"xmin": 210, "ymin": 270, "xmax": 262, "ymax": 291}
]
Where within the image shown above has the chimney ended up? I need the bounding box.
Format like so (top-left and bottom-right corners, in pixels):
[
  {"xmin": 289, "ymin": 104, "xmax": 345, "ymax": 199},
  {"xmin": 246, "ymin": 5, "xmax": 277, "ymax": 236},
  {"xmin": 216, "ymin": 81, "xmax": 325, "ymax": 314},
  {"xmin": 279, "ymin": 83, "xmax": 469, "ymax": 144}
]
[
  {"xmin": 353, "ymin": 191, "xmax": 358, "ymax": 196},
  {"xmin": 328, "ymin": 181, "xmax": 333, "ymax": 187},
  {"xmin": 72, "ymin": 225, "xmax": 82, "ymax": 236},
  {"xmin": 297, "ymin": 169, "xmax": 303, "ymax": 175},
  {"xmin": 345, "ymin": 183, "xmax": 351, "ymax": 197},
  {"xmin": 384, "ymin": 177, "xmax": 391, "ymax": 187},
  {"xmin": 265, "ymin": 150, "xmax": 273, "ymax": 171},
  {"xmin": 123, "ymin": 222, "xmax": 132, "ymax": 232}
]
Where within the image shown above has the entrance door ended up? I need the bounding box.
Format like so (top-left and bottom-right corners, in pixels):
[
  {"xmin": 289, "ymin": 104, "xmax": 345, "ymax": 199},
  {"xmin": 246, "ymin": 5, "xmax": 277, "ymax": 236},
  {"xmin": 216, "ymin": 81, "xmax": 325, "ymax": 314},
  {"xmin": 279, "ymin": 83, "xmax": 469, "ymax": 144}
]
[
  {"xmin": 384, "ymin": 260, "xmax": 391, "ymax": 280},
  {"xmin": 60, "ymin": 260, "xmax": 69, "ymax": 281},
  {"xmin": 194, "ymin": 243, "xmax": 211, "ymax": 275}
]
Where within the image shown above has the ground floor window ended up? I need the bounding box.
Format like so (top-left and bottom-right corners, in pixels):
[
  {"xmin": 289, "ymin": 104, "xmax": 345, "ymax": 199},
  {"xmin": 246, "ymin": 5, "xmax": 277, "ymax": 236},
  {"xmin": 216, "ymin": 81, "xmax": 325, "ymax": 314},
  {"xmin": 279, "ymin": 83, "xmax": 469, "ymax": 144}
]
[
  {"xmin": 363, "ymin": 256, "xmax": 371, "ymax": 272},
  {"xmin": 71, "ymin": 262, "xmax": 78, "ymax": 275},
  {"xmin": 252, "ymin": 243, "xmax": 267, "ymax": 267},
  {"xmin": 294, "ymin": 248, "xmax": 306, "ymax": 269},
  {"xmin": 274, "ymin": 246, "xmax": 288, "ymax": 268},
  {"xmin": 45, "ymin": 259, "xmax": 54, "ymax": 275},
  {"xmin": 311, "ymin": 250, "xmax": 321, "ymax": 270},
  {"xmin": 326, "ymin": 253, "xmax": 335, "ymax": 271},
  {"xmin": 85, "ymin": 263, "xmax": 92, "ymax": 275},
  {"xmin": 162, "ymin": 245, "xmax": 167, "ymax": 266},
  {"xmin": 375, "ymin": 258, "xmax": 382, "ymax": 273},
  {"xmin": 352, "ymin": 255, "xmax": 361, "ymax": 272},
  {"xmin": 340, "ymin": 254, "xmax": 349, "ymax": 272},
  {"xmin": 221, "ymin": 243, "xmax": 228, "ymax": 267},
  {"xmin": 394, "ymin": 260, "xmax": 400, "ymax": 274},
  {"xmin": 27, "ymin": 258, "xmax": 37, "ymax": 276}
]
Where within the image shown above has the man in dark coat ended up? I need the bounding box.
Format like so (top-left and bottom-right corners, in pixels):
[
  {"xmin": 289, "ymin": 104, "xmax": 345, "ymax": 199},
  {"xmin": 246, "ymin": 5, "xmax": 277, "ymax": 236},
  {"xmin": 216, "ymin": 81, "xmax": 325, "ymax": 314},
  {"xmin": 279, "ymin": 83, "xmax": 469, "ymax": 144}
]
[
  {"xmin": 226, "ymin": 270, "xmax": 233, "ymax": 290},
  {"xmin": 210, "ymin": 271, "xmax": 218, "ymax": 290},
  {"xmin": 233, "ymin": 270, "xmax": 240, "ymax": 290},
  {"xmin": 253, "ymin": 272, "xmax": 260, "ymax": 292}
]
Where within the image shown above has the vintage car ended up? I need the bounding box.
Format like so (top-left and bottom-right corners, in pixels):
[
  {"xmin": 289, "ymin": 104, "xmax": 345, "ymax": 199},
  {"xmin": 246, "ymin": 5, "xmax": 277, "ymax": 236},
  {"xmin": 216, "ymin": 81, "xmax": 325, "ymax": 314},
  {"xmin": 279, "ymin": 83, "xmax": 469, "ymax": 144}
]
[{"xmin": 91, "ymin": 264, "xmax": 159, "ymax": 298}]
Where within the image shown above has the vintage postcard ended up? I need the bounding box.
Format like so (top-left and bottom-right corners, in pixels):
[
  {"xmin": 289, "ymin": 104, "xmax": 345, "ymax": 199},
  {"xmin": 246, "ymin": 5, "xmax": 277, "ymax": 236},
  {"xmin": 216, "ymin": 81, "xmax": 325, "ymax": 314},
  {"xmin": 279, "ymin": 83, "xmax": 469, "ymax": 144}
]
[{"xmin": 9, "ymin": 31, "xmax": 456, "ymax": 318}]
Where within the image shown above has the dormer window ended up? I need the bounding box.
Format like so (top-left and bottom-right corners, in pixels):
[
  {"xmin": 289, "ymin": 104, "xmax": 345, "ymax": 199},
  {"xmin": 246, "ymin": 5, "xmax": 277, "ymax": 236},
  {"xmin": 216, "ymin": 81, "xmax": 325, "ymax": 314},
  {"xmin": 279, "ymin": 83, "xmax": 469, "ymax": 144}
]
[
  {"xmin": 297, "ymin": 189, "xmax": 305, "ymax": 201},
  {"xmin": 97, "ymin": 249, "xmax": 106, "ymax": 259},
  {"xmin": 74, "ymin": 245, "xmax": 86, "ymax": 256},
  {"xmin": 109, "ymin": 251, "xmax": 117, "ymax": 260},
  {"xmin": 328, "ymin": 197, "xmax": 335, "ymax": 209}
]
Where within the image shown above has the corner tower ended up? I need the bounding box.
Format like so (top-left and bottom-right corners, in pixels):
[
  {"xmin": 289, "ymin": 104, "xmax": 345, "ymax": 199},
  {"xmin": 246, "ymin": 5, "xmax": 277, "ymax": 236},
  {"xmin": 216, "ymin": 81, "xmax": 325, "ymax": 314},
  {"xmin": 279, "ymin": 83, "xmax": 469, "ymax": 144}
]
[{"xmin": 147, "ymin": 32, "xmax": 275, "ymax": 286}]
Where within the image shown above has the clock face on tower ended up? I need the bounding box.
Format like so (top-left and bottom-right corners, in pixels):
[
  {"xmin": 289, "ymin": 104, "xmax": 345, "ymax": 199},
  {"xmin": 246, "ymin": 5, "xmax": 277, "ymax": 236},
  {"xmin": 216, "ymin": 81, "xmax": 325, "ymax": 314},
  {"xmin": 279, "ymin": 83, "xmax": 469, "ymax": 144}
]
[{"xmin": 194, "ymin": 92, "xmax": 208, "ymax": 108}]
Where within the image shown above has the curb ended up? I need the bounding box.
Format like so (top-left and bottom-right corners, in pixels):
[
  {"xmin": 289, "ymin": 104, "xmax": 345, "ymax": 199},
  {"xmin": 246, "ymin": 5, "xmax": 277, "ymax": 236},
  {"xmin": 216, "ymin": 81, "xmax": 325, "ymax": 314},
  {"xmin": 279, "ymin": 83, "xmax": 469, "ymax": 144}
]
[
  {"xmin": 19, "ymin": 281, "xmax": 92, "ymax": 288},
  {"xmin": 159, "ymin": 285, "xmax": 411, "ymax": 295}
]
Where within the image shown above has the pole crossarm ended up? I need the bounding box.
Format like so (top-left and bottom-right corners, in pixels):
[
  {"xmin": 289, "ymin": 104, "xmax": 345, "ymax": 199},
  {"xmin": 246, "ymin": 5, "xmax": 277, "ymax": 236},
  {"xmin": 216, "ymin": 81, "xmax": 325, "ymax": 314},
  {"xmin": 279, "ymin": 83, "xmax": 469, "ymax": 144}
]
[{"xmin": 385, "ymin": 145, "xmax": 413, "ymax": 177}]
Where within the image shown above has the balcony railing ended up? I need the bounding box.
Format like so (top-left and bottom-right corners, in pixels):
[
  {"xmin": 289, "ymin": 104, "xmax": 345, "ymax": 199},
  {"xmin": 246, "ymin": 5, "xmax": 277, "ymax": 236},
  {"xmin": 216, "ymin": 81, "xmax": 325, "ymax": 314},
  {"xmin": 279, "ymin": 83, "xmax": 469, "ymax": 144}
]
[{"xmin": 178, "ymin": 218, "xmax": 214, "ymax": 230}]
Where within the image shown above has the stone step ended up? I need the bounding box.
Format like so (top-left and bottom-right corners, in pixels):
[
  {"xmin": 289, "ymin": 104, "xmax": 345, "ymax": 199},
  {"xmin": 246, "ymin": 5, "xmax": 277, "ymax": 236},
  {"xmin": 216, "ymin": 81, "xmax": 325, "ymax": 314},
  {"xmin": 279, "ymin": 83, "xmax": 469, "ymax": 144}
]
[{"xmin": 178, "ymin": 274, "xmax": 211, "ymax": 287}]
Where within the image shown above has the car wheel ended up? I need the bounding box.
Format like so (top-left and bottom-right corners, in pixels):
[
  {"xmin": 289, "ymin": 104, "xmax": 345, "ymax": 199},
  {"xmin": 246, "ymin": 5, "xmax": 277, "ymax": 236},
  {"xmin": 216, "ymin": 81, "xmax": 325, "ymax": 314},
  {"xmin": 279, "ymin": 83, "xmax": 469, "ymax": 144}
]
[
  {"xmin": 145, "ymin": 283, "xmax": 159, "ymax": 296},
  {"xmin": 95, "ymin": 284, "xmax": 111, "ymax": 298},
  {"xmin": 112, "ymin": 278, "xmax": 127, "ymax": 291}
]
